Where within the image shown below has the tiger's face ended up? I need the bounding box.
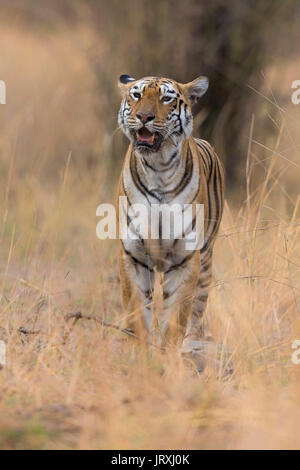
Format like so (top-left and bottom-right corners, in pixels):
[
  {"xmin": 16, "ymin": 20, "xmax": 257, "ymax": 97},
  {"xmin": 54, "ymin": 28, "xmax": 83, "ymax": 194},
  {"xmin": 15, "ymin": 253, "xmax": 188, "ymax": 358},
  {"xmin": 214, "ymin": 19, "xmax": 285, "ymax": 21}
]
[{"xmin": 118, "ymin": 75, "xmax": 208, "ymax": 153}]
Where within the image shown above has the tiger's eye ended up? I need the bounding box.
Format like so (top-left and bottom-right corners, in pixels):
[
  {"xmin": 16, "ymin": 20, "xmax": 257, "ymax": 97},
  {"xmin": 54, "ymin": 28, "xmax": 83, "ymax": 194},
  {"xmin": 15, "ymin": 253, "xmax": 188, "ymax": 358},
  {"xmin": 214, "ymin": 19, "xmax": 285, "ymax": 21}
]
[{"xmin": 133, "ymin": 92, "xmax": 141, "ymax": 99}]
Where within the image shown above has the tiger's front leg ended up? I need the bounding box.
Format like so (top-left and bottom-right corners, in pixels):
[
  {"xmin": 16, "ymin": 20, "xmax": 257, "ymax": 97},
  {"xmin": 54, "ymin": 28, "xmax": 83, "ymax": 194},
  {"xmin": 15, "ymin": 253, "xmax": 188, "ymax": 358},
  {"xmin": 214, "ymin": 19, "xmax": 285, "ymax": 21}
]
[
  {"xmin": 119, "ymin": 246, "xmax": 154, "ymax": 337},
  {"xmin": 159, "ymin": 252, "xmax": 201, "ymax": 347},
  {"xmin": 177, "ymin": 248, "xmax": 213, "ymax": 373},
  {"xmin": 182, "ymin": 247, "xmax": 213, "ymax": 347},
  {"xmin": 179, "ymin": 248, "xmax": 233, "ymax": 375},
  {"xmin": 161, "ymin": 247, "xmax": 214, "ymax": 371}
]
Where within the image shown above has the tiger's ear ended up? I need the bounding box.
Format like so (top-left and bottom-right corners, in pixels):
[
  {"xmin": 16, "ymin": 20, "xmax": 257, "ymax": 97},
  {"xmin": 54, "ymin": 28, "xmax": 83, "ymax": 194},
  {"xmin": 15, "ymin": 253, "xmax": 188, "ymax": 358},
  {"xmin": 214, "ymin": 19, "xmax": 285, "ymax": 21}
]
[
  {"xmin": 118, "ymin": 74, "xmax": 136, "ymax": 95},
  {"xmin": 183, "ymin": 76, "xmax": 209, "ymax": 102},
  {"xmin": 119, "ymin": 74, "xmax": 136, "ymax": 84}
]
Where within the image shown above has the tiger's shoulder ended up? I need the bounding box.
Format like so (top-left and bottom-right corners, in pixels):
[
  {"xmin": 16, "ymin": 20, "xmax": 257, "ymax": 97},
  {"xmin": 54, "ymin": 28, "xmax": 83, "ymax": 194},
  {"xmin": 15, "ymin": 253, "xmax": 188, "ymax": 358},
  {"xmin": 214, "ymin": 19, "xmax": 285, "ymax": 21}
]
[{"xmin": 192, "ymin": 137, "xmax": 225, "ymax": 182}]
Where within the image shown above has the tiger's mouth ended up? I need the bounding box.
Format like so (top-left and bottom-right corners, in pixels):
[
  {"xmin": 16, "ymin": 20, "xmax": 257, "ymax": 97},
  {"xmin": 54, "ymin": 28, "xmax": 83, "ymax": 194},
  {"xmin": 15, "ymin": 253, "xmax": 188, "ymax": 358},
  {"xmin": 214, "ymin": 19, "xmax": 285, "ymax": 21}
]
[
  {"xmin": 134, "ymin": 127, "xmax": 162, "ymax": 151},
  {"xmin": 136, "ymin": 128, "xmax": 155, "ymax": 146}
]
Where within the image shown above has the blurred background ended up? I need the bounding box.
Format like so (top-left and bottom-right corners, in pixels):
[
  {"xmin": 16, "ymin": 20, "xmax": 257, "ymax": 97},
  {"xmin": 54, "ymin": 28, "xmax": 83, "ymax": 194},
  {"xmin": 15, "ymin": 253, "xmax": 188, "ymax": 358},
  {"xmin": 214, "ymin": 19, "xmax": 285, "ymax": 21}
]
[
  {"xmin": 1, "ymin": 0, "xmax": 299, "ymax": 195},
  {"xmin": 0, "ymin": 0, "xmax": 300, "ymax": 450}
]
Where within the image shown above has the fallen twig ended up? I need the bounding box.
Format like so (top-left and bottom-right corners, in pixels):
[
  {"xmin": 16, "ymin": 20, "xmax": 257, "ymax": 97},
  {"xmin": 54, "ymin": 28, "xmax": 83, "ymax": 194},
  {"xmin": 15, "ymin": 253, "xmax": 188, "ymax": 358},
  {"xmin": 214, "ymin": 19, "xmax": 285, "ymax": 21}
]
[
  {"xmin": 64, "ymin": 311, "xmax": 166, "ymax": 350},
  {"xmin": 18, "ymin": 326, "xmax": 41, "ymax": 335}
]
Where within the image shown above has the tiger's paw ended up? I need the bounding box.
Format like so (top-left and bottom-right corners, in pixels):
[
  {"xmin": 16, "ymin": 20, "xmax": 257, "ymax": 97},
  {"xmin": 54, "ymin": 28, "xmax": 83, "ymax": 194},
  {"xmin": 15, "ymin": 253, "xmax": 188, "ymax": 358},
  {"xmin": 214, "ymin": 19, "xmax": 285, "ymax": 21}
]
[{"xmin": 180, "ymin": 339, "xmax": 234, "ymax": 377}]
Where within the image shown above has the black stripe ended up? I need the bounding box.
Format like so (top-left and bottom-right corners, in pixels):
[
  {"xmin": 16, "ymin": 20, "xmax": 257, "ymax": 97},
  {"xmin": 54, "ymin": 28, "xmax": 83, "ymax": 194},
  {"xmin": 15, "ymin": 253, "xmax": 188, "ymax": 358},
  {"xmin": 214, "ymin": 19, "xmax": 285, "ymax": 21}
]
[
  {"xmin": 123, "ymin": 205, "xmax": 145, "ymax": 245},
  {"xmin": 163, "ymin": 289, "xmax": 177, "ymax": 300},
  {"xmin": 121, "ymin": 241, "xmax": 153, "ymax": 272},
  {"xmin": 177, "ymin": 99, "xmax": 184, "ymax": 134},
  {"xmin": 142, "ymin": 157, "xmax": 157, "ymax": 172},
  {"xmin": 131, "ymin": 153, "xmax": 161, "ymax": 201},
  {"xmin": 165, "ymin": 250, "xmax": 195, "ymax": 274},
  {"xmin": 159, "ymin": 157, "xmax": 179, "ymax": 173},
  {"xmin": 160, "ymin": 151, "xmax": 178, "ymax": 167},
  {"xmin": 162, "ymin": 147, "xmax": 193, "ymax": 198}
]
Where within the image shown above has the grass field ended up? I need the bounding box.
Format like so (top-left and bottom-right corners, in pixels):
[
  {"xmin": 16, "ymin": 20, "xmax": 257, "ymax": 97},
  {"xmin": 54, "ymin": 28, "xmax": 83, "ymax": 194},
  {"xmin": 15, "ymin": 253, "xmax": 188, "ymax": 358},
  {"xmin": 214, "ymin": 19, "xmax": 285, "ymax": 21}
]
[{"xmin": 0, "ymin": 24, "xmax": 300, "ymax": 450}]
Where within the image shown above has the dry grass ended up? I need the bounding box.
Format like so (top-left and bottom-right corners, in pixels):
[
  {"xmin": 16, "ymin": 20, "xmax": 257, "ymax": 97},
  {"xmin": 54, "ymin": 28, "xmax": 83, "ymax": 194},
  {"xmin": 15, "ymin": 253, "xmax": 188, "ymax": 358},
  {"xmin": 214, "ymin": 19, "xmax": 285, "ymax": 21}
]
[{"xmin": 0, "ymin": 23, "xmax": 300, "ymax": 450}]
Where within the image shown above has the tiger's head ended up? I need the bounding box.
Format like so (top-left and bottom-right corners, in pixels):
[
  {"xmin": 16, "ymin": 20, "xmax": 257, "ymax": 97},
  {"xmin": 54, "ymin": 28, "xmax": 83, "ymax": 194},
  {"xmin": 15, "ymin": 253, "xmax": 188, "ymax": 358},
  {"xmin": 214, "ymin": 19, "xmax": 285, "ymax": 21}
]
[{"xmin": 118, "ymin": 75, "xmax": 208, "ymax": 153}]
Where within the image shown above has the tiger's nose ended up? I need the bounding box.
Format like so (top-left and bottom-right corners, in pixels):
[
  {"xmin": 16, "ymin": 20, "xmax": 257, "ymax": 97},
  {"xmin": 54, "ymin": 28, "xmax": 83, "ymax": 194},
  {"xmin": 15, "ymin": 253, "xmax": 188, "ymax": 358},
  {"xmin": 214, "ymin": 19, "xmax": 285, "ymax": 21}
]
[{"xmin": 136, "ymin": 112, "xmax": 155, "ymax": 124}]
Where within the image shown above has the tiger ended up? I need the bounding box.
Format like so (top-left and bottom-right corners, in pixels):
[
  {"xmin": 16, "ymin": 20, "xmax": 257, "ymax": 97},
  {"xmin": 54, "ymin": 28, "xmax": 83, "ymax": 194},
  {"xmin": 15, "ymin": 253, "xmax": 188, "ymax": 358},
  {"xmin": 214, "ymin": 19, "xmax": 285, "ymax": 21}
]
[{"xmin": 116, "ymin": 74, "xmax": 225, "ymax": 366}]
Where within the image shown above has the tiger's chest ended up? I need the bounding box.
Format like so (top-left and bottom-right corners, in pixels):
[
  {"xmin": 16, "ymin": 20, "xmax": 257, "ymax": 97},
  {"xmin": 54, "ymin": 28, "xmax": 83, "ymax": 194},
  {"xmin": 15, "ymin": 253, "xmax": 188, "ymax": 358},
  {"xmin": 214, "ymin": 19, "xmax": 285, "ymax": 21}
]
[
  {"xmin": 120, "ymin": 151, "xmax": 201, "ymax": 273},
  {"xmin": 121, "ymin": 211, "xmax": 195, "ymax": 273}
]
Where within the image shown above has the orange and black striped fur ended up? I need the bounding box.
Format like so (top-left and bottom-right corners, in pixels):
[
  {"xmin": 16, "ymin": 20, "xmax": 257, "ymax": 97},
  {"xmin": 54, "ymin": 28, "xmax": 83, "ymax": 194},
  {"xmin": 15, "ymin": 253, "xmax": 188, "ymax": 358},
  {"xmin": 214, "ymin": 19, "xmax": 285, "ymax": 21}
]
[{"xmin": 117, "ymin": 74, "xmax": 225, "ymax": 355}]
